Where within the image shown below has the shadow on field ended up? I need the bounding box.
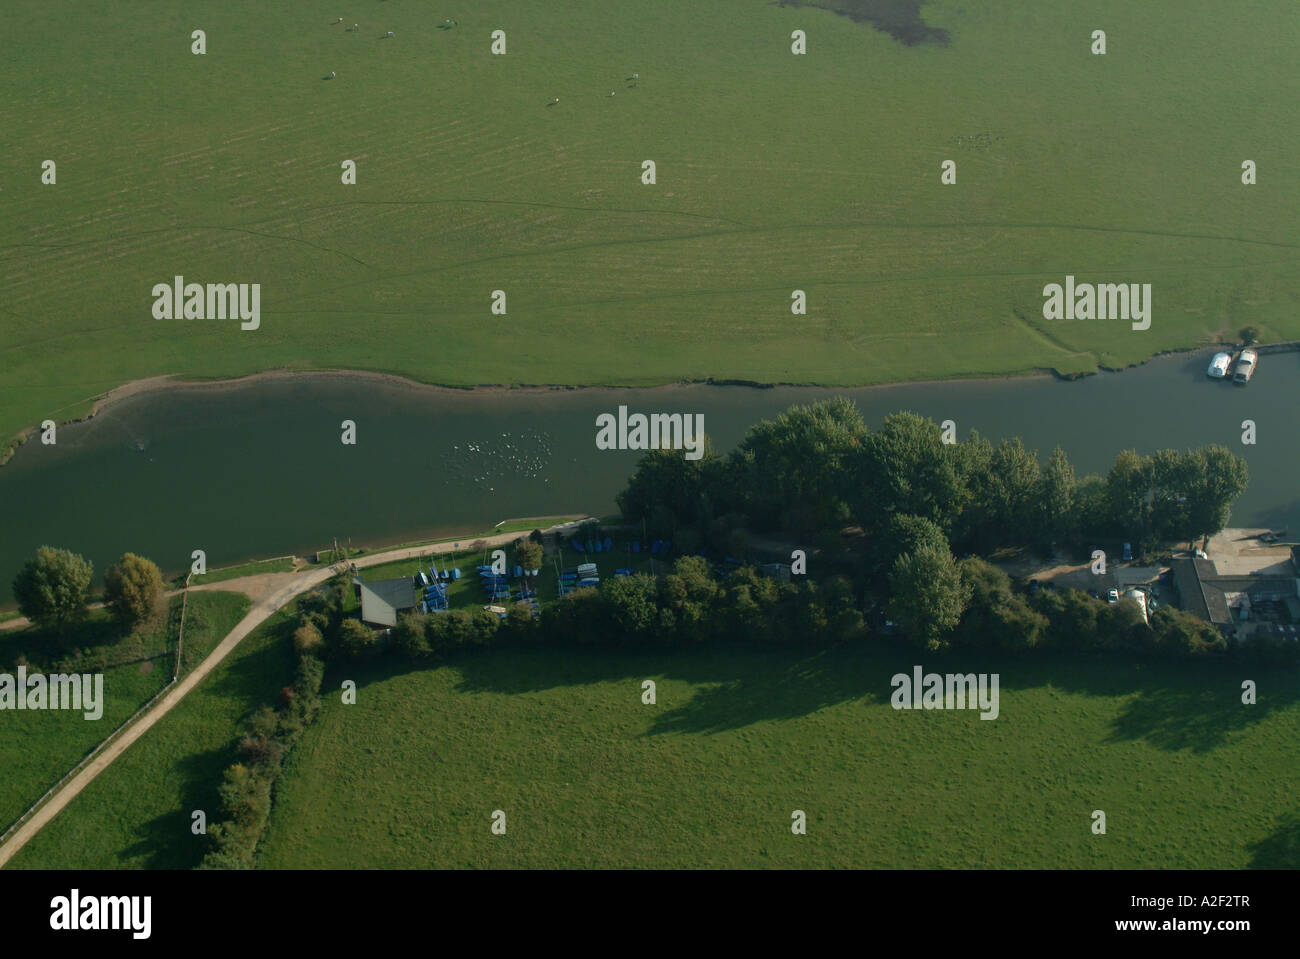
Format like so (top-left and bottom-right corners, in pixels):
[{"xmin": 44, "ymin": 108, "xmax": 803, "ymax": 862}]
[
  {"xmin": 205, "ymin": 613, "xmax": 296, "ymax": 704},
  {"xmin": 775, "ymin": 0, "xmax": 950, "ymax": 46},
  {"xmin": 0, "ymin": 618, "xmax": 122, "ymax": 669},
  {"xmin": 1032, "ymin": 657, "xmax": 1300, "ymax": 754},
  {"xmin": 108, "ymin": 615, "xmax": 295, "ymax": 867},
  {"xmin": 644, "ymin": 646, "xmax": 892, "ymax": 735},
  {"xmin": 404, "ymin": 643, "xmax": 1297, "ymax": 748},
  {"xmin": 1248, "ymin": 812, "xmax": 1300, "ymax": 869},
  {"xmin": 449, "ymin": 644, "xmax": 901, "ymax": 734},
  {"xmin": 118, "ymin": 745, "xmax": 233, "ymax": 869}
]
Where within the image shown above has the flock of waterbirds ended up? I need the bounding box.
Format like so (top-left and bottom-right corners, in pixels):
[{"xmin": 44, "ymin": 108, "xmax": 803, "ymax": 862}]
[
  {"xmin": 440, "ymin": 428, "xmax": 555, "ymax": 492},
  {"xmin": 321, "ymin": 15, "xmax": 640, "ymax": 103}
]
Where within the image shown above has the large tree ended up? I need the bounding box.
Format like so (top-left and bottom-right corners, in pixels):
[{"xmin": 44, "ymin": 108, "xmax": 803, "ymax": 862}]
[
  {"xmin": 103, "ymin": 552, "xmax": 165, "ymax": 630},
  {"xmin": 988, "ymin": 438, "xmax": 1041, "ymax": 540},
  {"xmin": 854, "ymin": 412, "xmax": 964, "ymax": 534},
  {"xmin": 731, "ymin": 397, "xmax": 866, "ymax": 536},
  {"xmin": 617, "ymin": 439, "xmax": 723, "ymax": 539},
  {"xmin": 955, "ymin": 558, "xmax": 1047, "ymax": 652},
  {"xmin": 600, "ymin": 573, "xmax": 660, "ymax": 643},
  {"xmin": 512, "ymin": 537, "xmax": 543, "ymax": 572},
  {"xmin": 1103, "ymin": 449, "xmax": 1152, "ymax": 544},
  {"xmin": 1036, "ymin": 446, "xmax": 1077, "ymax": 549},
  {"xmin": 660, "ymin": 555, "xmax": 721, "ymax": 643},
  {"xmin": 1182, "ymin": 446, "xmax": 1249, "ymax": 542},
  {"xmin": 12, "ymin": 546, "xmax": 93, "ymax": 634},
  {"xmin": 886, "ymin": 543, "xmax": 971, "ymax": 652}
]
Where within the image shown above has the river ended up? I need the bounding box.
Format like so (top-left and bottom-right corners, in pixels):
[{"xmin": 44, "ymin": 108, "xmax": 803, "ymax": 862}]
[{"xmin": 1, "ymin": 350, "xmax": 1295, "ymax": 602}]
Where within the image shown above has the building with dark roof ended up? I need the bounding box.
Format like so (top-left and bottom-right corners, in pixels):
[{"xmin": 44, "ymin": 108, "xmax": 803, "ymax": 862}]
[
  {"xmin": 358, "ymin": 577, "xmax": 416, "ymax": 628},
  {"xmin": 1171, "ymin": 556, "xmax": 1300, "ymax": 631}
]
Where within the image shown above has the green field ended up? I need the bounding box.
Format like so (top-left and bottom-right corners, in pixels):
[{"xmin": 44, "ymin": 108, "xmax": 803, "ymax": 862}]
[
  {"xmin": 254, "ymin": 646, "xmax": 1300, "ymax": 868},
  {"xmin": 7, "ymin": 606, "xmax": 1297, "ymax": 869},
  {"xmin": 5, "ymin": 598, "xmax": 285, "ymax": 870},
  {"xmin": 0, "ymin": 591, "xmax": 248, "ymax": 835},
  {"xmin": 3, "ymin": 0, "xmax": 1297, "ymax": 454}
]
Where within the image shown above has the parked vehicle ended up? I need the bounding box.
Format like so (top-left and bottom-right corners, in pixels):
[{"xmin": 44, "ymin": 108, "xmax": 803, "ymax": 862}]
[
  {"xmin": 1122, "ymin": 542, "xmax": 1133, "ymax": 561},
  {"xmin": 1207, "ymin": 351, "xmax": 1232, "ymax": 378},
  {"xmin": 1233, "ymin": 348, "xmax": 1258, "ymax": 384},
  {"xmin": 1123, "ymin": 588, "xmax": 1150, "ymax": 624},
  {"xmin": 1106, "ymin": 588, "xmax": 1119, "ymax": 604}
]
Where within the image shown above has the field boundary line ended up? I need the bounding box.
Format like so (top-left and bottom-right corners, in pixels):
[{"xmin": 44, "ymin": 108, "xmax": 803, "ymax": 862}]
[
  {"xmin": 0, "ymin": 521, "xmax": 578, "ymax": 868},
  {"xmin": 0, "ymin": 578, "xmax": 191, "ymax": 852}
]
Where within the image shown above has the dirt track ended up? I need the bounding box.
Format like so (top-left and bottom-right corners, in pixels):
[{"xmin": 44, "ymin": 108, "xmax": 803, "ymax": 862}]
[{"xmin": 0, "ymin": 521, "xmax": 584, "ymax": 868}]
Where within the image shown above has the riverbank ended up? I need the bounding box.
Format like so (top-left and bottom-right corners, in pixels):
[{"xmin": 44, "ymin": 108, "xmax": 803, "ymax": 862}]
[
  {"xmin": 11, "ymin": 336, "xmax": 1300, "ymax": 467},
  {"xmin": 3, "ymin": 349, "xmax": 1296, "ymax": 608},
  {"xmin": 0, "ymin": 338, "xmax": 1266, "ymax": 467}
]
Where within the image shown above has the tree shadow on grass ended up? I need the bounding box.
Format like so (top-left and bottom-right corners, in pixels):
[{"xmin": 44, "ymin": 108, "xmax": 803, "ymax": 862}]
[
  {"xmin": 775, "ymin": 0, "xmax": 950, "ymax": 47},
  {"xmin": 203, "ymin": 613, "xmax": 297, "ymax": 705},
  {"xmin": 448, "ymin": 644, "xmax": 658, "ymax": 696},
  {"xmin": 447, "ymin": 642, "xmax": 905, "ymax": 735},
  {"xmin": 117, "ymin": 745, "xmax": 233, "ymax": 869},
  {"xmin": 1027, "ymin": 655, "xmax": 1300, "ymax": 754},
  {"xmin": 1103, "ymin": 680, "xmax": 1299, "ymax": 754},
  {"xmin": 0, "ymin": 617, "xmax": 122, "ymax": 669},
  {"xmin": 1249, "ymin": 812, "xmax": 1300, "ymax": 869},
  {"xmin": 644, "ymin": 645, "xmax": 894, "ymax": 735},
  {"xmin": 385, "ymin": 640, "xmax": 1300, "ymax": 749}
]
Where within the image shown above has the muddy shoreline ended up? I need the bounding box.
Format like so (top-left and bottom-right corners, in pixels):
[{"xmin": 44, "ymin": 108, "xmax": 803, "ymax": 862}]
[{"xmin": 5, "ymin": 339, "xmax": 1297, "ymax": 468}]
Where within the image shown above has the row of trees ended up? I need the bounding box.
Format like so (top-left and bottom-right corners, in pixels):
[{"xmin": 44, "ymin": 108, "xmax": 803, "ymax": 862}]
[
  {"xmin": 615, "ymin": 400, "xmax": 1251, "ymax": 653},
  {"xmin": 201, "ymin": 591, "xmax": 330, "ymax": 868},
  {"xmin": 617, "ymin": 400, "xmax": 1249, "ymax": 557},
  {"xmin": 317, "ymin": 557, "xmax": 866, "ymax": 664},
  {"xmin": 11, "ymin": 547, "xmax": 165, "ymax": 636}
]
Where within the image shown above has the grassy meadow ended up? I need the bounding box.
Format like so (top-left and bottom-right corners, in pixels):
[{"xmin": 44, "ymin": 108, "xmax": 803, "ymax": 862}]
[
  {"xmin": 5, "ymin": 598, "xmax": 287, "ymax": 870},
  {"xmin": 2, "ymin": 0, "xmax": 1297, "ymax": 453},
  {"xmin": 255, "ymin": 646, "xmax": 1300, "ymax": 869},
  {"xmin": 6, "ymin": 600, "xmax": 1296, "ymax": 870},
  {"xmin": 0, "ymin": 591, "xmax": 248, "ymax": 835}
]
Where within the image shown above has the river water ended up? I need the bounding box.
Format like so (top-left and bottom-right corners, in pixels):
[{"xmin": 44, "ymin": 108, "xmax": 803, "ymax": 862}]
[{"xmin": 1, "ymin": 350, "xmax": 1295, "ymax": 601}]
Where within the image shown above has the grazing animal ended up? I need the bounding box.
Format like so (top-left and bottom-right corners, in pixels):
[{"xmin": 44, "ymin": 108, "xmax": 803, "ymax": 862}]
[
  {"xmin": 329, "ymin": 71, "xmax": 336, "ymax": 79},
  {"xmin": 385, "ymin": 30, "xmax": 394, "ymax": 37},
  {"xmin": 547, "ymin": 97, "xmax": 559, "ymax": 106}
]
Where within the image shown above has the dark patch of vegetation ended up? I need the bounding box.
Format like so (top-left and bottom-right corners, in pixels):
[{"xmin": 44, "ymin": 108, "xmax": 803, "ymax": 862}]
[{"xmin": 778, "ymin": 0, "xmax": 950, "ymax": 47}]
